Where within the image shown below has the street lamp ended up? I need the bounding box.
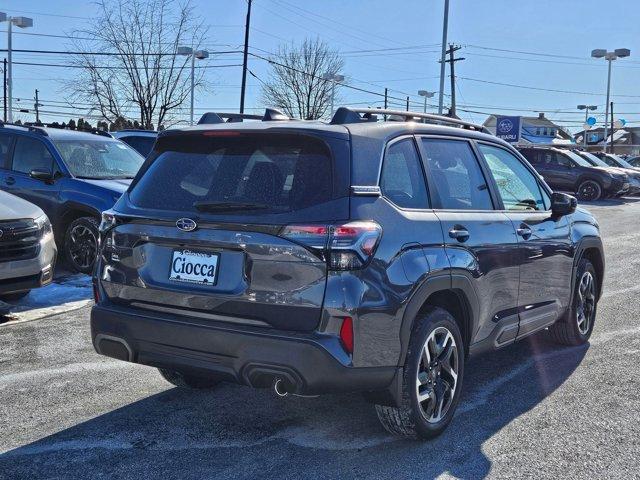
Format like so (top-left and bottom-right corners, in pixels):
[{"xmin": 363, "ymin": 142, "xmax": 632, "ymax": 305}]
[
  {"xmin": 577, "ymin": 104, "xmax": 597, "ymax": 148},
  {"xmin": 418, "ymin": 90, "xmax": 435, "ymax": 113},
  {"xmin": 591, "ymin": 48, "xmax": 630, "ymax": 152},
  {"xmin": 178, "ymin": 46, "xmax": 209, "ymax": 126},
  {"xmin": 0, "ymin": 13, "xmax": 34, "ymax": 122},
  {"xmin": 323, "ymin": 72, "xmax": 344, "ymax": 118}
]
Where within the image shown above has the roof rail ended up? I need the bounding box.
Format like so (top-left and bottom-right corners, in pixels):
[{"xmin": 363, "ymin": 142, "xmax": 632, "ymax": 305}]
[
  {"xmin": 197, "ymin": 108, "xmax": 290, "ymax": 125},
  {"xmin": 330, "ymin": 107, "xmax": 490, "ymax": 134},
  {"xmin": 36, "ymin": 123, "xmax": 113, "ymax": 138},
  {"xmin": 0, "ymin": 120, "xmax": 49, "ymax": 136}
]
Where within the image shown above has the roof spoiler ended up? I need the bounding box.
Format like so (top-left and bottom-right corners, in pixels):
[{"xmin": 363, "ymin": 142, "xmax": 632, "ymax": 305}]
[
  {"xmin": 197, "ymin": 108, "xmax": 290, "ymax": 125},
  {"xmin": 330, "ymin": 107, "xmax": 490, "ymax": 133}
]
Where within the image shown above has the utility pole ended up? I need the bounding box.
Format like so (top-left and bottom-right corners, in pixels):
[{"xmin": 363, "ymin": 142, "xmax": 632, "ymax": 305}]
[
  {"xmin": 441, "ymin": 44, "xmax": 464, "ymax": 117},
  {"xmin": 406, "ymin": 96, "xmax": 409, "ymax": 111},
  {"xmin": 239, "ymin": 0, "xmax": 252, "ymax": 114},
  {"xmin": 384, "ymin": 88, "xmax": 388, "ymax": 110},
  {"xmin": 2, "ymin": 58, "xmax": 6, "ymax": 122},
  {"xmin": 34, "ymin": 88, "xmax": 40, "ymax": 123},
  {"xmin": 438, "ymin": 0, "xmax": 450, "ymax": 114}
]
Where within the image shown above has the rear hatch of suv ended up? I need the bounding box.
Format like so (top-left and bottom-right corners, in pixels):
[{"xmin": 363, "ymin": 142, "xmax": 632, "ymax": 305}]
[{"xmin": 98, "ymin": 127, "xmax": 352, "ymax": 332}]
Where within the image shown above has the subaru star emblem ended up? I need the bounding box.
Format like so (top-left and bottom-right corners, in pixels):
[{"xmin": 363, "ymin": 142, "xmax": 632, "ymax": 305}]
[{"xmin": 176, "ymin": 218, "xmax": 197, "ymax": 232}]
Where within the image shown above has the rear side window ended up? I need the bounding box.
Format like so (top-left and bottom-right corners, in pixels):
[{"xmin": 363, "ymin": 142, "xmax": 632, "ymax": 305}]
[
  {"xmin": 421, "ymin": 138, "xmax": 493, "ymax": 210},
  {"xmin": 380, "ymin": 138, "xmax": 428, "ymax": 209},
  {"xmin": 130, "ymin": 133, "xmax": 333, "ymax": 216},
  {"xmin": 0, "ymin": 133, "xmax": 13, "ymax": 169},
  {"xmin": 120, "ymin": 136, "xmax": 155, "ymax": 157},
  {"xmin": 12, "ymin": 136, "xmax": 55, "ymax": 174},
  {"xmin": 479, "ymin": 144, "xmax": 549, "ymax": 211}
]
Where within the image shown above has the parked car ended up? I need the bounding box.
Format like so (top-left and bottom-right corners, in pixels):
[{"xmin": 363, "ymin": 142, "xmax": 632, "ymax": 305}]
[
  {"xmin": 0, "ymin": 122, "xmax": 145, "ymax": 274},
  {"xmin": 518, "ymin": 146, "xmax": 628, "ymax": 201},
  {"xmin": 111, "ymin": 130, "xmax": 157, "ymax": 157},
  {"xmin": 627, "ymin": 155, "xmax": 640, "ymax": 168},
  {"xmin": 91, "ymin": 107, "xmax": 604, "ymax": 440},
  {"xmin": 574, "ymin": 150, "xmax": 640, "ymax": 195},
  {"xmin": 593, "ymin": 152, "xmax": 640, "ymax": 173},
  {"xmin": 0, "ymin": 190, "xmax": 57, "ymax": 300}
]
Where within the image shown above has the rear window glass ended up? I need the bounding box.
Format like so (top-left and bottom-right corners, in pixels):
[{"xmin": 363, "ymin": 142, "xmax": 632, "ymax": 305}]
[{"xmin": 129, "ymin": 133, "xmax": 333, "ymax": 215}]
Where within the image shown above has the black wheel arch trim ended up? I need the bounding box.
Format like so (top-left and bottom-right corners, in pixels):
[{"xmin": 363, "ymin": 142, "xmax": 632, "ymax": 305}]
[
  {"xmin": 398, "ymin": 273, "xmax": 480, "ymax": 366},
  {"xmin": 572, "ymin": 236, "xmax": 605, "ymax": 301}
]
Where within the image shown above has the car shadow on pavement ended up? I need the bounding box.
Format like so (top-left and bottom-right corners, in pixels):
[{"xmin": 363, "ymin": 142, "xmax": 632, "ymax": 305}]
[{"xmin": 0, "ymin": 333, "xmax": 588, "ymax": 479}]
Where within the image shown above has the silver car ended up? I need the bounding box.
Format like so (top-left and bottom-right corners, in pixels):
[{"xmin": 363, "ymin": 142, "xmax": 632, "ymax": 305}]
[{"xmin": 0, "ymin": 190, "xmax": 57, "ymax": 300}]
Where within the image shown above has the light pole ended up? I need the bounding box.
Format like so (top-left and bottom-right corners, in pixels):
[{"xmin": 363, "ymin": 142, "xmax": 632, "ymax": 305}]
[
  {"xmin": 323, "ymin": 73, "xmax": 344, "ymax": 118},
  {"xmin": 438, "ymin": 0, "xmax": 450, "ymax": 114},
  {"xmin": 0, "ymin": 13, "xmax": 34, "ymax": 123},
  {"xmin": 178, "ymin": 46, "xmax": 209, "ymax": 126},
  {"xmin": 577, "ymin": 104, "xmax": 597, "ymax": 148},
  {"xmin": 418, "ymin": 90, "xmax": 435, "ymax": 113},
  {"xmin": 591, "ymin": 48, "xmax": 630, "ymax": 152}
]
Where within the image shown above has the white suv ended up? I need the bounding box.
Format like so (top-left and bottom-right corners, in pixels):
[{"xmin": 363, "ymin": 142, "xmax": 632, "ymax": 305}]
[{"xmin": 0, "ymin": 190, "xmax": 57, "ymax": 300}]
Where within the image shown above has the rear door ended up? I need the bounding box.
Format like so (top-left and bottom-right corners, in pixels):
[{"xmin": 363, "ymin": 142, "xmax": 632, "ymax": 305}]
[
  {"xmin": 417, "ymin": 137, "xmax": 521, "ymax": 346},
  {"xmin": 477, "ymin": 143, "xmax": 573, "ymax": 339},
  {"xmin": 100, "ymin": 130, "xmax": 350, "ymax": 332}
]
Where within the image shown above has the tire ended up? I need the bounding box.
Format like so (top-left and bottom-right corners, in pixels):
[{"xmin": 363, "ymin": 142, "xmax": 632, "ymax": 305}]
[
  {"xmin": 549, "ymin": 258, "xmax": 598, "ymax": 346},
  {"xmin": 375, "ymin": 307, "xmax": 465, "ymax": 439},
  {"xmin": 158, "ymin": 368, "xmax": 223, "ymax": 389},
  {"xmin": 576, "ymin": 180, "xmax": 602, "ymax": 202},
  {"xmin": 64, "ymin": 217, "xmax": 99, "ymax": 274},
  {"xmin": 0, "ymin": 290, "xmax": 31, "ymax": 301}
]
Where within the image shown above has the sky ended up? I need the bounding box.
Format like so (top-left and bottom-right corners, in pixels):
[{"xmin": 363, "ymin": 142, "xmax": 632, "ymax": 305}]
[{"xmin": 2, "ymin": 0, "xmax": 640, "ymax": 132}]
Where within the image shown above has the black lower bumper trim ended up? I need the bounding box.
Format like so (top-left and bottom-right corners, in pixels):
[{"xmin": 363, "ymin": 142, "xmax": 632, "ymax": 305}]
[
  {"xmin": 91, "ymin": 303, "xmax": 397, "ymax": 396},
  {"xmin": 0, "ymin": 273, "xmax": 48, "ymax": 295}
]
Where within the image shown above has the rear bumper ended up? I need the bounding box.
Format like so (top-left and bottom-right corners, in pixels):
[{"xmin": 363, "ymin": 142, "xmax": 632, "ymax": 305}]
[{"xmin": 90, "ymin": 302, "xmax": 398, "ymax": 397}]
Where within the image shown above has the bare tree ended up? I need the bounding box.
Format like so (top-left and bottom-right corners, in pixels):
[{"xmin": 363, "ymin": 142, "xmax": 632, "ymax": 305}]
[
  {"xmin": 69, "ymin": 0, "xmax": 208, "ymax": 129},
  {"xmin": 261, "ymin": 38, "xmax": 345, "ymax": 120}
]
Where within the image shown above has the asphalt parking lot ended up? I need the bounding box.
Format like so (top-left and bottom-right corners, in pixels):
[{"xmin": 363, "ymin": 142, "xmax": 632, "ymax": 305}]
[{"xmin": 1, "ymin": 198, "xmax": 640, "ymax": 480}]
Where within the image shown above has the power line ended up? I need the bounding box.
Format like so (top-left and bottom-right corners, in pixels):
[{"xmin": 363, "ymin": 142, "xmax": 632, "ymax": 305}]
[{"xmin": 457, "ymin": 76, "xmax": 640, "ymax": 98}]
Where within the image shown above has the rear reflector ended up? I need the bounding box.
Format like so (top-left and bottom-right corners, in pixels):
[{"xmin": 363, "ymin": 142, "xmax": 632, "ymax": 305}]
[
  {"xmin": 340, "ymin": 317, "xmax": 354, "ymax": 354},
  {"xmin": 92, "ymin": 280, "xmax": 100, "ymax": 303}
]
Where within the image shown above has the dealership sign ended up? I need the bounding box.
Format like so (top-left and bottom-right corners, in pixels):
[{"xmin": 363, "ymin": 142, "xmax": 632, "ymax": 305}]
[{"xmin": 495, "ymin": 116, "xmax": 522, "ymax": 143}]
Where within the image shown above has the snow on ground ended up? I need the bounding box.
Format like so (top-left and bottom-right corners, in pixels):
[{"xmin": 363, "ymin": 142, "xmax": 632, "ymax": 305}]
[{"xmin": 0, "ymin": 273, "xmax": 92, "ymax": 325}]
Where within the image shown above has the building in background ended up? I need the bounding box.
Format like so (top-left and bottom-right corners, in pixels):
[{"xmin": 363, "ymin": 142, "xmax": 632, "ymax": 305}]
[
  {"xmin": 574, "ymin": 127, "xmax": 640, "ymax": 155},
  {"xmin": 483, "ymin": 113, "xmax": 574, "ymax": 145}
]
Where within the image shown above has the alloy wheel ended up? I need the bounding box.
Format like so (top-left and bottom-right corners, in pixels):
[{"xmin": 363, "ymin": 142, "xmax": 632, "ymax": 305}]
[
  {"xmin": 415, "ymin": 326, "xmax": 459, "ymax": 423},
  {"xmin": 578, "ymin": 181, "xmax": 601, "ymax": 201},
  {"xmin": 68, "ymin": 224, "xmax": 97, "ymax": 270},
  {"xmin": 576, "ymin": 271, "xmax": 596, "ymax": 335}
]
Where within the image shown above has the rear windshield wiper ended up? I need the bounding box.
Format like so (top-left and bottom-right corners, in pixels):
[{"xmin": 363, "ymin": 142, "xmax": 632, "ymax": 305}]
[{"xmin": 193, "ymin": 201, "xmax": 271, "ymax": 212}]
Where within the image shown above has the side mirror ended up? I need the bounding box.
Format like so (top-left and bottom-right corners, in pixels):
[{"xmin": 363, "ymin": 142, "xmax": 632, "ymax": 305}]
[
  {"xmin": 551, "ymin": 192, "xmax": 577, "ymax": 217},
  {"xmin": 30, "ymin": 169, "xmax": 55, "ymax": 182}
]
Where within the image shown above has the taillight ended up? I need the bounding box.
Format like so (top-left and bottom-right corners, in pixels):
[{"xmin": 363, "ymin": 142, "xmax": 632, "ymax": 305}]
[
  {"xmin": 340, "ymin": 317, "xmax": 354, "ymax": 354},
  {"xmin": 280, "ymin": 221, "xmax": 381, "ymax": 270}
]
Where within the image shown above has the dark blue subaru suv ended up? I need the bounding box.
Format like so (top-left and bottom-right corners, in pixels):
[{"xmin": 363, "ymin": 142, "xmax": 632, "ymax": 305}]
[
  {"xmin": 91, "ymin": 108, "xmax": 604, "ymax": 439},
  {"xmin": 0, "ymin": 123, "xmax": 144, "ymax": 273}
]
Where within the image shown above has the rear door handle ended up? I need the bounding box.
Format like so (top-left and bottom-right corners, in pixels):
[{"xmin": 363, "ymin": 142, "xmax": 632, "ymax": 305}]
[
  {"xmin": 516, "ymin": 224, "xmax": 532, "ymax": 239},
  {"xmin": 448, "ymin": 226, "xmax": 470, "ymax": 242},
  {"xmin": 5, "ymin": 176, "xmax": 15, "ymax": 186}
]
